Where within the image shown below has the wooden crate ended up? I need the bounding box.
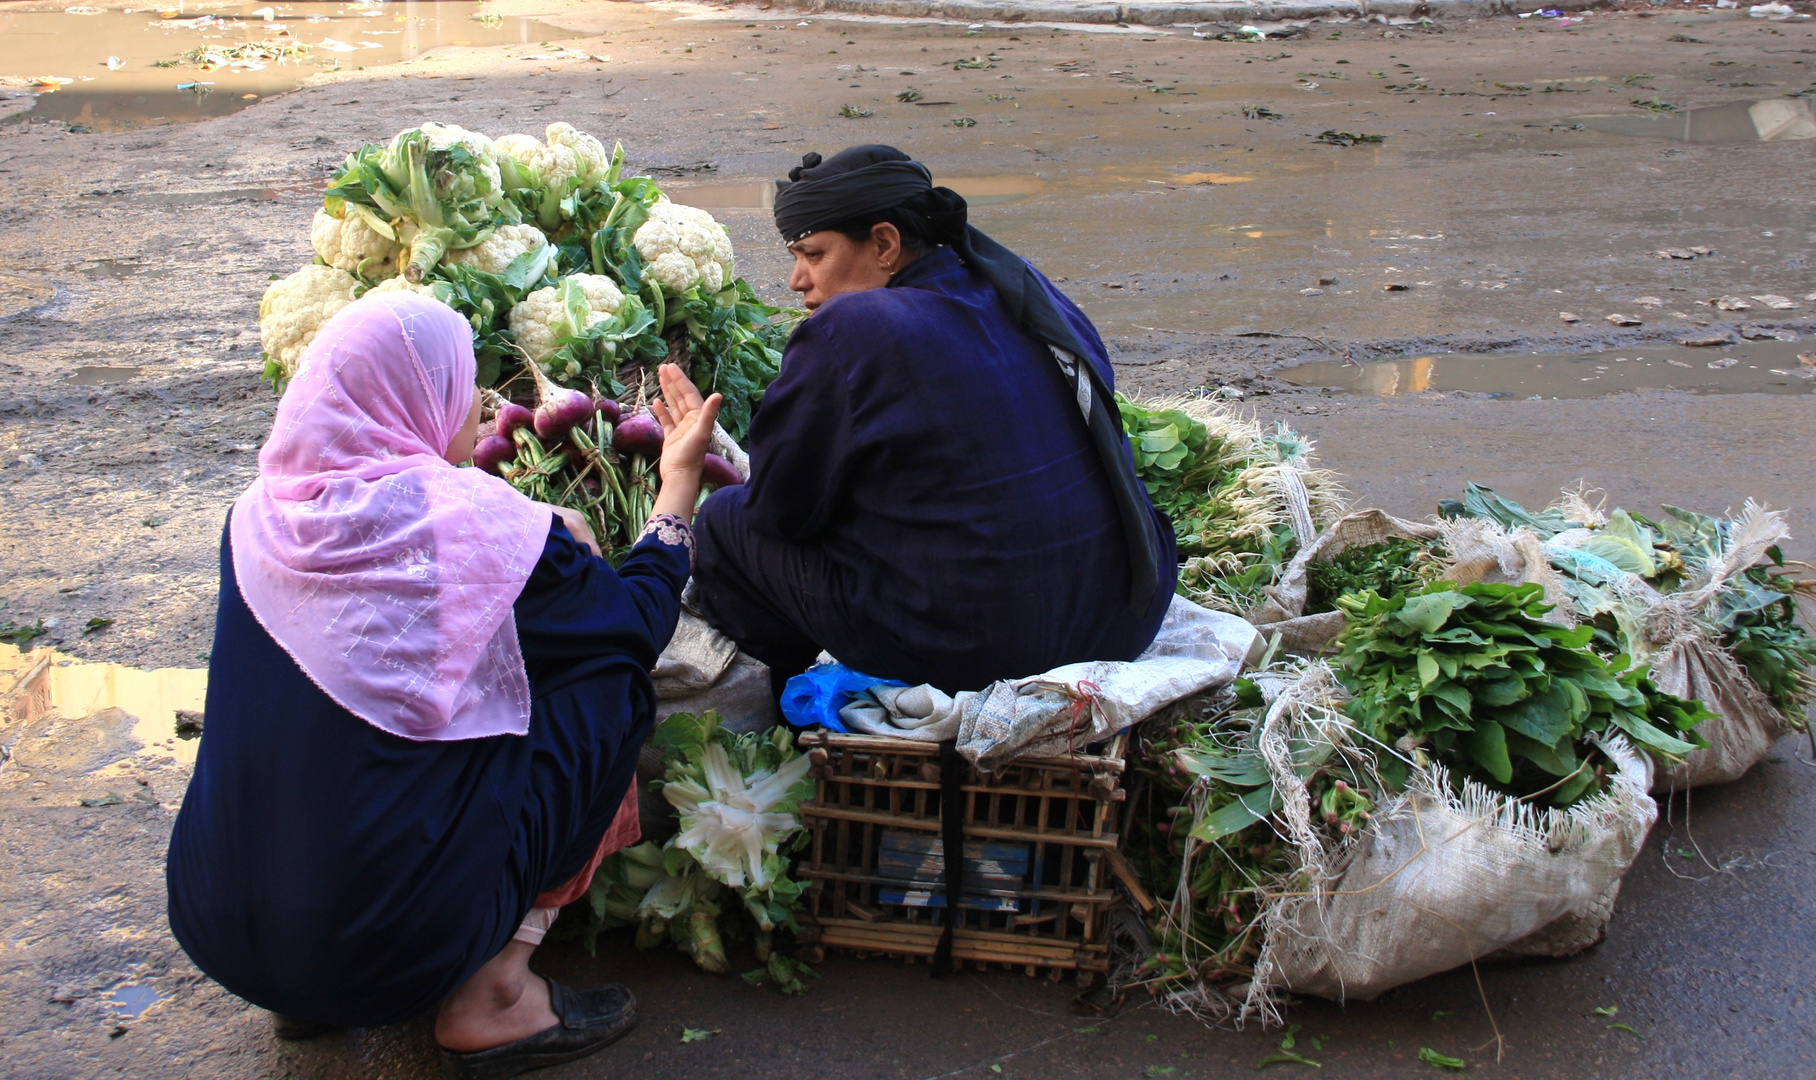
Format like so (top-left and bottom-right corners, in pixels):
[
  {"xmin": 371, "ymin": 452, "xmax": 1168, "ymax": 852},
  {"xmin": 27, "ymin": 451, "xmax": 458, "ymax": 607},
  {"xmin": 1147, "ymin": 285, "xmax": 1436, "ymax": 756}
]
[{"xmin": 792, "ymin": 730, "xmax": 1128, "ymax": 985}]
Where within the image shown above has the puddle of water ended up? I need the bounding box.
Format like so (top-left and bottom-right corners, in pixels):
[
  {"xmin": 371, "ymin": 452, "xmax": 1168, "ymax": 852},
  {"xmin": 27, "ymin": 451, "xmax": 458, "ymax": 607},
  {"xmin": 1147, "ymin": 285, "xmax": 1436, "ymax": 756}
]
[
  {"xmin": 76, "ymin": 260, "xmax": 172, "ymax": 281},
  {"xmin": 104, "ymin": 981, "xmax": 162, "ymax": 1022},
  {"xmin": 70, "ymin": 366, "xmax": 140, "ymax": 385},
  {"xmin": 0, "ymin": 1, "xmax": 580, "ymax": 132},
  {"xmin": 671, "ymin": 174, "xmax": 1049, "ymax": 211},
  {"xmin": 2, "ymin": 645, "xmax": 207, "ymax": 765},
  {"xmin": 1570, "ymin": 98, "xmax": 1816, "ymax": 144},
  {"xmin": 1279, "ymin": 342, "xmax": 1816, "ymax": 399}
]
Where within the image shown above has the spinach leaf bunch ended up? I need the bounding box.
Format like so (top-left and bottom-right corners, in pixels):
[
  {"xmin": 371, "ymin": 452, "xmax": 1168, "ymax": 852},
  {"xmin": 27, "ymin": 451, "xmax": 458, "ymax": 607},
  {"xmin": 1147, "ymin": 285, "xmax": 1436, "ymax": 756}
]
[
  {"xmin": 1306, "ymin": 537, "xmax": 1441, "ymax": 614},
  {"xmin": 1333, "ymin": 581, "xmax": 1711, "ymax": 805}
]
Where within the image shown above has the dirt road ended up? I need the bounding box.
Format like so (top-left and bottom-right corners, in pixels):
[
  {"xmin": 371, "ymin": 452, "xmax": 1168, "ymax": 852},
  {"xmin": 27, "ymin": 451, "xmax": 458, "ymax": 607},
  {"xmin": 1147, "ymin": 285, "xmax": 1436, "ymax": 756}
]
[{"xmin": 1, "ymin": 2, "xmax": 1812, "ymax": 1077}]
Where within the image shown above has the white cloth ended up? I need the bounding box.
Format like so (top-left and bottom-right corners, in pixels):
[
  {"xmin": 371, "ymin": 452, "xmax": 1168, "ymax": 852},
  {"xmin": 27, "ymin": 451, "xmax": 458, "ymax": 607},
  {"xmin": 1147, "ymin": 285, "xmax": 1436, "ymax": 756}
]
[{"xmin": 837, "ymin": 596, "xmax": 1262, "ymax": 768}]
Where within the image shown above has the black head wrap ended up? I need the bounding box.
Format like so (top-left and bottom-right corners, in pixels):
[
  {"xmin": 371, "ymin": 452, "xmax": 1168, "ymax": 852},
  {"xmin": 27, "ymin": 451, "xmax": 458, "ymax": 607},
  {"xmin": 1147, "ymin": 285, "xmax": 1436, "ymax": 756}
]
[{"xmin": 774, "ymin": 146, "xmax": 1161, "ymax": 617}]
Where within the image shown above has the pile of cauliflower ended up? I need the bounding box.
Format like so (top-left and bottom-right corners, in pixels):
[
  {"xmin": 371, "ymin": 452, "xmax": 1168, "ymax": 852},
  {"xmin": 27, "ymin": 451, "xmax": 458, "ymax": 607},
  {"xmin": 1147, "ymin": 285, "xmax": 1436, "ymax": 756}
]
[{"xmin": 259, "ymin": 120, "xmax": 752, "ymax": 389}]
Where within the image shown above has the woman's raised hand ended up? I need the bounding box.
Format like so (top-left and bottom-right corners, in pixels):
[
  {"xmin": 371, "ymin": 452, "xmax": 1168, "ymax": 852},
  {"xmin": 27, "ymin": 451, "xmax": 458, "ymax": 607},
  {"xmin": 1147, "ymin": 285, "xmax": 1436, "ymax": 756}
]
[
  {"xmin": 646, "ymin": 364, "xmax": 722, "ymax": 526},
  {"xmin": 650, "ymin": 363, "xmax": 722, "ymax": 485}
]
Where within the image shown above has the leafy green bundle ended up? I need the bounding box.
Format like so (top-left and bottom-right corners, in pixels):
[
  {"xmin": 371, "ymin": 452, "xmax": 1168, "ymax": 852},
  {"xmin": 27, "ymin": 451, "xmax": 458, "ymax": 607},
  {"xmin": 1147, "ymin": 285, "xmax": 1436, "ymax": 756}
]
[
  {"xmin": 490, "ymin": 423, "xmax": 661, "ymax": 565},
  {"xmin": 1333, "ymin": 581, "xmax": 1709, "ymax": 803},
  {"xmin": 1443, "ymin": 484, "xmax": 1815, "ymax": 720},
  {"xmin": 1304, "ymin": 537, "xmax": 1441, "ymax": 614},
  {"xmin": 1129, "ymin": 694, "xmax": 1321, "ymax": 993},
  {"xmin": 1117, "ymin": 395, "xmax": 1345, "ymax": 613},
  {"xmin": 573, "ymin": 712, "xmax": 819, "ymax": 994}
]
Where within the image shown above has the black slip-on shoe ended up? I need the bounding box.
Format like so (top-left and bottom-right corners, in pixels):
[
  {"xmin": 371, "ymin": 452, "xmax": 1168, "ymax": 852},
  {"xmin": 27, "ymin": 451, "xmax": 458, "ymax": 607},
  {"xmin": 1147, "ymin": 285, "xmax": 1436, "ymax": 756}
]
[
  {"xmin": 272, "ymin": 1013, "xmax": 339, "ymax": 1041},
  {"xmin": 441, "ymin": 978, "xmax": 637, "ymax": 1080}
]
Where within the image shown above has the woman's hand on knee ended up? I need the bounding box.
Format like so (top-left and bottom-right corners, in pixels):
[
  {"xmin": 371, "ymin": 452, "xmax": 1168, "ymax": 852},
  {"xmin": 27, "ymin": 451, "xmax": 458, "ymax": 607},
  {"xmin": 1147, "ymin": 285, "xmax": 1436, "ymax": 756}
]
[{"xmin": 538, "ymin": 503, "xmax": 602, "ymax": 557}]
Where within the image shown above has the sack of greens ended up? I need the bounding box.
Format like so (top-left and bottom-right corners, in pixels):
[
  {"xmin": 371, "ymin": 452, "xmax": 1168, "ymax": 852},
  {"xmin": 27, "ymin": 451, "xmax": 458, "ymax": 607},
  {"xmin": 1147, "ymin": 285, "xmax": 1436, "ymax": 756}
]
[
  {"xmin": 1126, "ymin": 579, "xmax": 1711, "ymax": 1024},
  {"xmin": 1245, "ymin": 508, "xmax": 1444, "ymax": 655},
  {"xmin": 1439, "ymin": 485, "xmax": 1815, "ymax": 791}
]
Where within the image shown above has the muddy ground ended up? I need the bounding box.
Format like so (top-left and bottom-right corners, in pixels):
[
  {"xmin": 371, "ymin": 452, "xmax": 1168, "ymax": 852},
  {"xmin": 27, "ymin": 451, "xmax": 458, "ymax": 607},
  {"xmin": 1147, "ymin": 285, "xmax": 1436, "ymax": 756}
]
[{"xmin": 1, "ymin": 2, "xmax": 1814, "ymax": 1078}]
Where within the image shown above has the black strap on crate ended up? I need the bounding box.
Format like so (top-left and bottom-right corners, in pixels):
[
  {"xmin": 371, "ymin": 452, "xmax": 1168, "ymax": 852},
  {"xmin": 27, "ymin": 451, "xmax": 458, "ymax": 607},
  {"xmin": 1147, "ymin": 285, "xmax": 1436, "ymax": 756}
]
[{"xmin": 932, "ymin": 738, "xmax": 964, "ymax": 979}]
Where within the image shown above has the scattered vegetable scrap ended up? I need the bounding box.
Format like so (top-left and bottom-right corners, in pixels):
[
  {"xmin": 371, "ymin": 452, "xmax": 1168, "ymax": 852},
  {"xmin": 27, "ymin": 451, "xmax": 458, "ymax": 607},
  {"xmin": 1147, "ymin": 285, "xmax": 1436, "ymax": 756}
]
[
  {"xmin": 1313, "ymin": 130, "xmax": 1386, "ymax": 146},
  {"xmin": 1418, "ymin": 1047, "xmax": 1467, "ymax": 1071}
]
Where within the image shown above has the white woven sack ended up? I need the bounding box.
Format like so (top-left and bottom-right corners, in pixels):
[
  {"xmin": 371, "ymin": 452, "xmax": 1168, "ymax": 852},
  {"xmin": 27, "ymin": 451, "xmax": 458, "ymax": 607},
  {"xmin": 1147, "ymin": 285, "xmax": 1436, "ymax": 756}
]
[
  {"xmin": 1649, "ymin": 634, "xmax": 1791, "ymax": 790},
  {"xmin": 1253, "ymin": 738, "xmax": 1656, "ymax": 1004},
  {"xmin": 1545, "ymin": 502, "xmax": 1797, "ymax": 792}
]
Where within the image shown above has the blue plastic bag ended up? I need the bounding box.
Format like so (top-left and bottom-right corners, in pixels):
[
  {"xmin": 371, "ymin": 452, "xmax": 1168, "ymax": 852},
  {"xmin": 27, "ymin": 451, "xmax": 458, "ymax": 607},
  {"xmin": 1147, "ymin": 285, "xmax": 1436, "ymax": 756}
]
[{"xmin": 780, "ymin": 664, "xmax": 908, "ymax": 733}]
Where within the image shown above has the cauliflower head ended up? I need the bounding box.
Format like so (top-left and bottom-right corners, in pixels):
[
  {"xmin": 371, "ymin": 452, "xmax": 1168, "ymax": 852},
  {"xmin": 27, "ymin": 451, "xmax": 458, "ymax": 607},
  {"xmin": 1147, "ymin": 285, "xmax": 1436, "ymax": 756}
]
[
  {"xmin": 508, "ymin": 273, "xmax": 625, "ymax": 370},
  {"xmin": 633, "ymin": 200, "xmax": 734, "ymax": 296},
  {"xmin": 259, "ymin": 264, "xmax": 360, "ymax": 379},
  {"xmin": 545, "ymin": 123, "xmax": 609, "ymax": 184},
  {"xmin": 400, "ymin": 122, "xmax": 502, "ymax": 204},
  {"xmin": 441, "ymin": 223, "xmax": 549, "ymax": 276},
  {"xmin": 310, "ymin": 208, "xmax": 401, "ymax": 278},
  {"xmin": 495, "ymin": 123, "xmax": 609, "ymax": 191}
]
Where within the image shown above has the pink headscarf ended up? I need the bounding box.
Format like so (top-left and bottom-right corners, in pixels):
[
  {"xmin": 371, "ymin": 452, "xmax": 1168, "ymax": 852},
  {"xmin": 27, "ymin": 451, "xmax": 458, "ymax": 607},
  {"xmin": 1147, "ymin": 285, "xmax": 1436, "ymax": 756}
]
[{"xmin": 229, "ymin": 292, "xmax": 551, "ymax": 741}]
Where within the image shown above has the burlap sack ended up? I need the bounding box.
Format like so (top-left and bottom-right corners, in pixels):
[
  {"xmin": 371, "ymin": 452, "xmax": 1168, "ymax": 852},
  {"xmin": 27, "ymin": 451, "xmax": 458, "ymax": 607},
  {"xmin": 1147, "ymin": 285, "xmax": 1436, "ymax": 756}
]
[
  {"xmin": 1545, "ymin": 502, "xmax": 1798, "ymax": 792},
  {"xmin": 1487, "ymin": 879, "xmax": 1624, "ymax": 961},
  {"xmin": 1252, "ymin": 738, "xmax": 1656, "ymax": 1005},
  {"xmin": 1648, "ymin": 633, "xmax": 1791, "ymax": 790},
  {"xmin": 1437, "ymin": 518, "xmax": 1575, "ymax": 625},
  {"xmin": 650, "ymin": 611, "xmax": 740, "ymax": 698}
]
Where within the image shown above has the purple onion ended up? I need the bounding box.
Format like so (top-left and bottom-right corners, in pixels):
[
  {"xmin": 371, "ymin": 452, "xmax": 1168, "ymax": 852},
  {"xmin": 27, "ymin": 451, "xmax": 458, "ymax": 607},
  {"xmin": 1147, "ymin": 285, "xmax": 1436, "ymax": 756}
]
[
  {"xmin": 701, "ymin": 453, "xmax": 744, "ymax": 489},
  {"xmin": 472, "ymin": 434, "xmax": 515, "ymax": 476},
  {"xmin": 526, "ymin": 362, "xmax": 596, "ymax": 442},
  {"xmin": 534, "ymin": 386, "xmax": 594, "ymax": 441},
  {"xmin": 593, "ymin": 396, "xmax": 623, "ymax": 425},
  {"xmin": 494, "ymin": 402, "xmax": 534, "ymax": 440},
  {"xmin": 612, "ymin": 412, "xmax": 665, "ymax": 458}
]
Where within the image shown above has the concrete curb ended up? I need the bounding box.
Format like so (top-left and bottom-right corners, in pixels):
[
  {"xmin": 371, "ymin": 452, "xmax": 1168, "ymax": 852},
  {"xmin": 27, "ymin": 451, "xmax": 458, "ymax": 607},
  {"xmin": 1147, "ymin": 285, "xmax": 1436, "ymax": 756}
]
[{"xmin": 732, "ymin": 0, "xmax": 1605, "ymax": 27}]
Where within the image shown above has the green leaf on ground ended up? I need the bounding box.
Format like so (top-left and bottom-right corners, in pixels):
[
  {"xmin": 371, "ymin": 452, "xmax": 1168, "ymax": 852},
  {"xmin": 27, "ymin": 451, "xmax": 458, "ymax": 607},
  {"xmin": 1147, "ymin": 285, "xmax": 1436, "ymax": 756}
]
[
  {"xmin": 1418, "ymin": 1047, "xmax": 1467, "ymax": 1071},
  {"xmin": 83, "ymin": 617, "xmax": 114, "ymax": 635},
  {"xmin": 0, "ymin": 620, "xmax": 48, "ymax": 646},
  {"xmin": 680, "ymin": 1027, "xmax": 719, "ymax": 1043}
]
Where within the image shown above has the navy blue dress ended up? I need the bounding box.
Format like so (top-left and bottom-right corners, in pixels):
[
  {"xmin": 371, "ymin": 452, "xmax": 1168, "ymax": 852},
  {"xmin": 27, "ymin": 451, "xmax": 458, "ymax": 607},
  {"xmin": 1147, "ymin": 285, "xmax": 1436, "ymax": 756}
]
[
  {"xmin": 694, "ymin": 245, "xmax": 1177, "ymax": 694},
  {"xmin": 165, "ymin": 517, "xmax": 688, "ymax": 1028}
]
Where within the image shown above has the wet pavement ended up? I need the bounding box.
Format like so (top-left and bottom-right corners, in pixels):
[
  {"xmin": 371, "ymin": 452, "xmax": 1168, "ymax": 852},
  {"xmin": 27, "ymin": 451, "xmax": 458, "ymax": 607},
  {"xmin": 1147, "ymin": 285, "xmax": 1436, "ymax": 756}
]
[
  {"xmin": 0, "ymin": 1, "xmax": 581, "ymax": 132},
  {"xmin": 2, "ymin": 0, "xmax": 1815, "ymax": 1077},
  {"xmin": 1278, "ymin": 339, "xmax": 1816, "ymax": 398}
]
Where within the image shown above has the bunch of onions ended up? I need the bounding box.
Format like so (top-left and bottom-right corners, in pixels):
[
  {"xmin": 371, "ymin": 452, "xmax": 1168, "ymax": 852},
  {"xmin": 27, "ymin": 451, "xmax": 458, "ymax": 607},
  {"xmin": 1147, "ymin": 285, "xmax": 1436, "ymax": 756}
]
[{"xmin": 475, "ymin": 370, "xmax": 745, "ymax": 562}]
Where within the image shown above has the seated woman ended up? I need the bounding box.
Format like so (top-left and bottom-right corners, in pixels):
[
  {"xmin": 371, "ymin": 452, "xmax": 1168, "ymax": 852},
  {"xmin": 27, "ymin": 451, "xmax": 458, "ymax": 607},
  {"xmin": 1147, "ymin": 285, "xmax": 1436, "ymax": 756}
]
[
  {"xmin": 165, "ymin": 293, "xmax": 722, "ymax": 1079},
  {"xmin": 694, "ymin": 144, "xmax": 1178, "ymax": 694}
]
